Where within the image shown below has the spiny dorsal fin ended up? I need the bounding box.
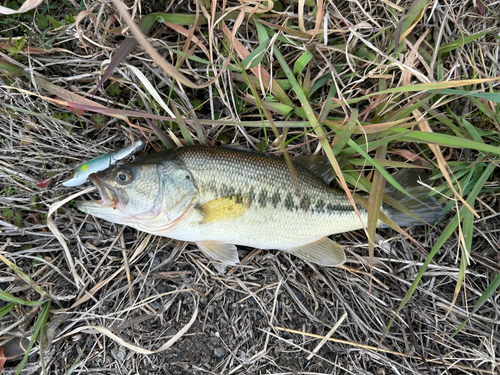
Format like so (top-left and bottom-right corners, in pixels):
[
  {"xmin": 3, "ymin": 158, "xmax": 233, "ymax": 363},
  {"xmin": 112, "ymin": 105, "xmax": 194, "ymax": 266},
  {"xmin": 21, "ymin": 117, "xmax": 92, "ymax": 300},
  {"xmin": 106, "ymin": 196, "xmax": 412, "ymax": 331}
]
[
  {"xmin": 196, "ymin": 241, "xmax": 240, "ymax": 265},
  {"xmin": 289, "ymin": 237, "xmax": 346, "ymax": 266},
  {"xmin": 199, "ymin": 195, "xmax": 249, "ymax": 224},
  {"xmin": 292, "ymin": 155, "xmax": 348, "ymax": 184}
]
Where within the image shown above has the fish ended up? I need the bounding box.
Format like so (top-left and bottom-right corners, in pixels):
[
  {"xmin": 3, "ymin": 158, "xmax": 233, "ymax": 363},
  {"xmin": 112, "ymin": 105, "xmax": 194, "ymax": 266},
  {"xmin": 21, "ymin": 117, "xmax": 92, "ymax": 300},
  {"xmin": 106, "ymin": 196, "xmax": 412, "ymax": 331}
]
[
  {"xmin": 76, "ymin": 146, "xmax": 443, "ymax": 267},
  {"xmin": 61, "ymin": 141, "xmax": 146, "ymax": 187}
]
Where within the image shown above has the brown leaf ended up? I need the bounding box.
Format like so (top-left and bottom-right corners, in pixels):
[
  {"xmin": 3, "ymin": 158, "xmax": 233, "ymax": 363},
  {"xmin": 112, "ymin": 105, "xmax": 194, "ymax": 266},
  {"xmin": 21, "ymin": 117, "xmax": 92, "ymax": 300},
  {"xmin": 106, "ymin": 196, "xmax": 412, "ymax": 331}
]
[
  {"xmin": 477, "ymin": 2, "xmax": 485, "ymax": 14},
  {"xmin": 0, "ymin": 345, "xmax": 5, "ymax": 373},
  {"xmin": 0, "ymin": 0, "xmax": 42, "ymax": 15}
]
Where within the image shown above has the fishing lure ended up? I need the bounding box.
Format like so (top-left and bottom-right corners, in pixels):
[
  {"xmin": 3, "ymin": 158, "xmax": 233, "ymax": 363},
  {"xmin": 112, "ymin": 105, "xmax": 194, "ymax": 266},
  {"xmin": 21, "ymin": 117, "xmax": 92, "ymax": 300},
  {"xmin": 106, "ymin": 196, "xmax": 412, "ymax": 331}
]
[{"xmin": 62, "ymin": 141, "xmax": 145, "ymax": 187}]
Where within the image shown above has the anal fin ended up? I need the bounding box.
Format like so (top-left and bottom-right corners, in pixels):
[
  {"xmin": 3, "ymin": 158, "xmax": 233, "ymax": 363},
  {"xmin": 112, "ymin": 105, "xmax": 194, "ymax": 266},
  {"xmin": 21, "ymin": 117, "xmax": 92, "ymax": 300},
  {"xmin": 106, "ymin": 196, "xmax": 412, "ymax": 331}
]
[
  {"xmin": 196, "ymin": 241, "xmax": 240, "ymax": 265},
  {"xmin": 289, "ymin": 237, "xmax": 346, "ymax": 266}
]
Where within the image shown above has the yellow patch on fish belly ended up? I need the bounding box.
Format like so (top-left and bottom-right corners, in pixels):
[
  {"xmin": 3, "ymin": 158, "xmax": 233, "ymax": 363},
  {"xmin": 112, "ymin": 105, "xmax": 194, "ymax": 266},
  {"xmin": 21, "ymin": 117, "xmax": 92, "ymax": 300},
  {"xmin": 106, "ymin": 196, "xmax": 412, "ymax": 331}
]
[{"xmin": 200, "ymin": 195, "xmax": 249, "ymax": 224}]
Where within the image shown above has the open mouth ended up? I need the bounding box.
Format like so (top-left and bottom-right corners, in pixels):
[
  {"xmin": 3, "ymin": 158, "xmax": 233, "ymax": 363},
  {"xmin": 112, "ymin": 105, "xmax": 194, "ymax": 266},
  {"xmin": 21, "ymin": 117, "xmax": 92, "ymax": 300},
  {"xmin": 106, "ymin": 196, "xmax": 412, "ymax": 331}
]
[{"xmin": 88, "ymin": 174, "xmax": 119, "ymax": 207}]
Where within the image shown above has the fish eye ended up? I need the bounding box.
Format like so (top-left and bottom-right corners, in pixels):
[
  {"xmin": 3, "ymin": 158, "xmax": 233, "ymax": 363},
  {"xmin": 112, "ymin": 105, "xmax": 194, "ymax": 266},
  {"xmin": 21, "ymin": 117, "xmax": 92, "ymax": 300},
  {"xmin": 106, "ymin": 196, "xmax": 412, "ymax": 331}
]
[{"xmin": 116, "ymin": 170, "xmax": 131, "ymax": 182}]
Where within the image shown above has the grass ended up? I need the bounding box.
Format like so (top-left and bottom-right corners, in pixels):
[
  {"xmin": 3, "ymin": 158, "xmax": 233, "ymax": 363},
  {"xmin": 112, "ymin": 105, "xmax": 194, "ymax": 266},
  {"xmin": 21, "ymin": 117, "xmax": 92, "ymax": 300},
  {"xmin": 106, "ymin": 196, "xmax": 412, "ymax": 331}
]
[{"xmin": 0, "ymin": 0, "xmax": 499, "ymax": 374}]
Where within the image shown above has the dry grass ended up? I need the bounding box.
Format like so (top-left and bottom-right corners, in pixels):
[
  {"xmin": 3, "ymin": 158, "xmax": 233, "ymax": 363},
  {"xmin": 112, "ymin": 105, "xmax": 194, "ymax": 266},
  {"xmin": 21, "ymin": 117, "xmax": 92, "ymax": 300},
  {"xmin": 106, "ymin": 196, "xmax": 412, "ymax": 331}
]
[{"xmin": 1, "ymin": 0, "xmax": 499, "ymax": 374}]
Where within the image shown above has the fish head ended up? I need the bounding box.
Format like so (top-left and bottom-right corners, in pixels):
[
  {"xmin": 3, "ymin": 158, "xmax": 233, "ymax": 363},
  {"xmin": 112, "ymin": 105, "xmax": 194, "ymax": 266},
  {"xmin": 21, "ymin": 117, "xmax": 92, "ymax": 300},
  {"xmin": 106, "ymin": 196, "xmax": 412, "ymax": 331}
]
[{"xmin": 76, "ymin": 157, "xmax": 197, "ymax": 232}]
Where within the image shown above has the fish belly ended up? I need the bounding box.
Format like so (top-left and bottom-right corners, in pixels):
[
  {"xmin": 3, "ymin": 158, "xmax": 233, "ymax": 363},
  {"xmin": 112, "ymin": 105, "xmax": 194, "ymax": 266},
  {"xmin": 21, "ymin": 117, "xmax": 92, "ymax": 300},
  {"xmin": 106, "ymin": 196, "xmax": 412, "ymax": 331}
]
[{"xmin": 165, "ymin": 201, "xmax": 368, "ymax": 250}]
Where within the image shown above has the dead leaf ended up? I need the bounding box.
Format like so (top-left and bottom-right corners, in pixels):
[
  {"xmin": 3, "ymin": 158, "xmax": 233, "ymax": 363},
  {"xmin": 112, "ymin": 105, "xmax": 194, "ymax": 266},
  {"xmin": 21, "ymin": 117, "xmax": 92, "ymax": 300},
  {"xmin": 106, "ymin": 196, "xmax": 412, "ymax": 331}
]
[
  {"xmin": 0, "ymin": 345, "xmax": 5, "ymax": 373},
  {"xmin": 0, "ymin": 0, "xmax": 42, "ymax": 15},
  {"xmin": 36, "ymin": 178, "xmax": 51, "ymax": 188},
  {"xmin": 477, "ymin": 2, "xmax": 485, "ymax": 14}
]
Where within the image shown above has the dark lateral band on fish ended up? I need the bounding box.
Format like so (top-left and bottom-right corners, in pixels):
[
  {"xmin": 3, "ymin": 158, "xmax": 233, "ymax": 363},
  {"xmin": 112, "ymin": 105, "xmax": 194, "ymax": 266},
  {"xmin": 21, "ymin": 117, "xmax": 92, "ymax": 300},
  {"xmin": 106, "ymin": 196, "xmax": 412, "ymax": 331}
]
[{"xmin": 76, "ymin": 146, "xmax": 443, "ymax": 267}]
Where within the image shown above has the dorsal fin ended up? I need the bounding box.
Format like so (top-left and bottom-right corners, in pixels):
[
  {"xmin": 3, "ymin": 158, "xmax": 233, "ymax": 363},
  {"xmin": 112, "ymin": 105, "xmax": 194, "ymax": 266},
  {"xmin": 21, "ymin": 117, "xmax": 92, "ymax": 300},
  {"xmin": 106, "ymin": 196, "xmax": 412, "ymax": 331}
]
[{"xmin": 293, "ymin": 155, "xmax": 348, "ymax": 184}]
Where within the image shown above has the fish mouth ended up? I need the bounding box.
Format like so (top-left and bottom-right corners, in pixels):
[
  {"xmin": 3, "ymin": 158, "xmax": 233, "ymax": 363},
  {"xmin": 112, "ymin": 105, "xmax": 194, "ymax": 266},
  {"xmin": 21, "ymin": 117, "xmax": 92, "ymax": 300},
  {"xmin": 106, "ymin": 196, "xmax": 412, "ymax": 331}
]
[{"xmin": 84, "ymin": 174, "xmax": 122, "ymax": 209}]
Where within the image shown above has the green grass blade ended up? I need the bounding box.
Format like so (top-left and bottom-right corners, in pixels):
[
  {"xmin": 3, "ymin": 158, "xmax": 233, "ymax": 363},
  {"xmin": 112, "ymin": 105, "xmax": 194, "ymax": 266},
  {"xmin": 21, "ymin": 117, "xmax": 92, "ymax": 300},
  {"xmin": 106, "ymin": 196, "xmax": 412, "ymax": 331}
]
[
  {"xmin": 241, "ymin": 39, "xmax": 271, "ymax": 69},
  {"xmin": 170, "ymin": 102, "xmax": 194, "ymax": 146},
  {"xmin": 467, "ymin": 96, "xmax": 500, "ymax": 123},
  {"xmin": 431, "ymin": 88, "xmax": 500, "ymax": 103},
  {"xmin": 0, "ymin": 302, "xmax": 15, "ymax": 318},
  {"xmin": 391, "ymin": 128, "xmax": 500, "ymax": 156},
  {"xmin": 15, "ymin": 300, "xmax": 51, "ymax": 375},
  {"xmin": 255, "ymin": 19, "xmax": 269, "ymax": 43},
  {"xmin": 321, "ymin": 78, "xmax": 500, "ymax": 110},
  {"xmin": 319, "ymin": 84, "xmax": 338, "ymax": 123},
  {"xmin": 453, "ymin": 271, "xmax": 500, "ymax": 336},
  {"xmin": 0, "ymin": 290, "xmax": 46, "ymax": 306},
  {"xmin": 293, "ymin": 50, "xmax": 313, "ymax": 77},
  {"xmin": 348, "ymin": 158, "xmax": 425, "ymax": 168},
  {"xmin": 310, "ymin": 74, "xmax": 332, "ymax": 97},
  {"xmin": 459, "ymin": 120, "xmax": 486, "ymax": 144},
  {"xmin": 367, "ymin": 145, "xmax": 387, "ymax": 274},
  {"xmin": 451, "ymin": 163, "xmax": 477, "ymax": 309},
  {"xmin": 0, "ymin": 58, "xmax": 21, "ymax": 75},
  {"xmin": 154, "ymin": 11, "xmax": 242, "ymax": 25},
  {"xmin": 339, "ymin": 130, "xmax": 411, "ymax": 157},
  {"xmin": 438, "ymin": 32, "xmax": 489, "ymax": 53},
  {"xmin": 67, "ymin": 339, "xmax": 89, "ymax": 375},
  {"xmin": 0, "ymin": 254, "xmax": 46, "ymax": 297},
  {"xmin": 394, "ymin": 0, "xmax": 428, "ymax": 48},
  {"xmin": 241, "ymin": 97, "xmax": 294, "ymax": 116},
  {"xmin": 332, "ymin": 109, "xmax": 357, "ymax": 155}
]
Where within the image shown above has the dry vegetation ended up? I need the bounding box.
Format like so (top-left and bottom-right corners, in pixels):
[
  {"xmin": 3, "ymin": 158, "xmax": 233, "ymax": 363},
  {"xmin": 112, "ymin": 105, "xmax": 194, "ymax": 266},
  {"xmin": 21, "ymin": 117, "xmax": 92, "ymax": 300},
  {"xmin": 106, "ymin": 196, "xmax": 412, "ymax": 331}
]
[{"xmin": 1, "ymin": 0, "xmax": 499, "ymax": 374}]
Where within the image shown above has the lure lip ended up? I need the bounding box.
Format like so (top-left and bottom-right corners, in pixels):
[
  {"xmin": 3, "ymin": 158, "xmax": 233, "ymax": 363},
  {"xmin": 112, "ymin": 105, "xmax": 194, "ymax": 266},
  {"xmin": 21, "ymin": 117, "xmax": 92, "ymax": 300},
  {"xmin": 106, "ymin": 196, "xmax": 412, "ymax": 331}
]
[{"xmin": 60, "ymin": 169, "xmax": 83, "ymax": 187}]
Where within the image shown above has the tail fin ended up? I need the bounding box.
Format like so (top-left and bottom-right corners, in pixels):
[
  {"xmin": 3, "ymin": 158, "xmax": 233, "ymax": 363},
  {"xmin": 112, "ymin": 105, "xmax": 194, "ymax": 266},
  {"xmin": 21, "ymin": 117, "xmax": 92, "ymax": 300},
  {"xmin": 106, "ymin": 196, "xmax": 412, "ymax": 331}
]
[{"xmin": 384, "ymin": 169, "xmax": 444, "ymax": 227}]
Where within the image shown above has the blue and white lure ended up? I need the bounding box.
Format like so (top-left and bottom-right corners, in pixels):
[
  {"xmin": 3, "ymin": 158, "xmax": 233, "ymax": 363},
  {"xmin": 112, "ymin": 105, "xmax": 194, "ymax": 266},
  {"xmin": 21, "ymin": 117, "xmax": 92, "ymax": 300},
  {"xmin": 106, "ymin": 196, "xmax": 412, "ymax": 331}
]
[{"xmin": 61, "ymin": 141, "xmax": 146, "ymax": 187}]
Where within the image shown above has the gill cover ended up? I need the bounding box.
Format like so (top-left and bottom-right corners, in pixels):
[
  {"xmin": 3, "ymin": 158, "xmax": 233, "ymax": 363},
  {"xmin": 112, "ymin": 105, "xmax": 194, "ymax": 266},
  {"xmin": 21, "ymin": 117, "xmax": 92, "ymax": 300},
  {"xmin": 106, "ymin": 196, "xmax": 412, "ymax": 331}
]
[{"xmin": 158, "ymin": 161, "xmax": 198, "ymax": 224}]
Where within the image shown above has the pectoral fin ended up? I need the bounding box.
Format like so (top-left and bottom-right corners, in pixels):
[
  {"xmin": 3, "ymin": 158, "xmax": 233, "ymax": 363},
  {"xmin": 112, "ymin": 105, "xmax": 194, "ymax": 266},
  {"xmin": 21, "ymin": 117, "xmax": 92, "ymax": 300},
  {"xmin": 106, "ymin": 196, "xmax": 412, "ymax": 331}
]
[
  {"xmin": 196, "ymin": 241, "xmax": 240, "ymax": 265},
  {"xmin": 199, "ymin": 195, "xmax": 249, "ymax": 224},
  {"xmin": 289, "ymin": 237, "xmax": 346, "ymax": 266}
]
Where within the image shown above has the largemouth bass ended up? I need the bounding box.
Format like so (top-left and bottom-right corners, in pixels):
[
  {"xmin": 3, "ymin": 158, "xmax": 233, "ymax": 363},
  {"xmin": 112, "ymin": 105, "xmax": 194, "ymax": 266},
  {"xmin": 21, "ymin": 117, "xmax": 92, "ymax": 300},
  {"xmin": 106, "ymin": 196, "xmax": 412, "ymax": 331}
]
[{"xmin": 76, "ymin": 147, "xmax": 443, "ymax": 266}]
